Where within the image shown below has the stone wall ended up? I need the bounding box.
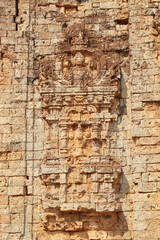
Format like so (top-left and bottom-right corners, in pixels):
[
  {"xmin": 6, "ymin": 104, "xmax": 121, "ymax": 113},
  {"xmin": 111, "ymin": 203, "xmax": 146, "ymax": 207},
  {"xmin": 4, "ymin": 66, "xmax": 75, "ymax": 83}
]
[{"xmin": 0, "ymin": 0, "xmax": 160, "ymax": 239}]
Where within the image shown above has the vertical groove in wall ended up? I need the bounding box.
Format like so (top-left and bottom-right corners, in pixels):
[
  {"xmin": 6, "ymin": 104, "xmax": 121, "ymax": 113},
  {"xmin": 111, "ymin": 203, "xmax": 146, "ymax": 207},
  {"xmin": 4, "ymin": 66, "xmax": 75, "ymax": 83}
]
[
  {"xmin": 23, "ymin": 0, "xmax": 31, "ymax": 238},
  {"xmin": 15, "ymin": 0, "xmax": 19, "ymax": 17},
  {"xmin": 31, "ymin": 0, "xmax": 37, "ymax": 239},
  {"xmin": 15, "ymin": 0, "xmax": 19, "ymax": 30}
]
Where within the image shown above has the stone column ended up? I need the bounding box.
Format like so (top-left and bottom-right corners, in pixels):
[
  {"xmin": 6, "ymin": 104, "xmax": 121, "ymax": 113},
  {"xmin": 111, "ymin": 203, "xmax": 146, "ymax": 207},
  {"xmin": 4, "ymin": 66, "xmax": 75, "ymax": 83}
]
[
  {"xmin": 91, "ymin": 124, "xmax": 101, "ymax": 155},
  {"xmin": 59, "ymin": 124, "xmax": 68, "ymax": 155}
]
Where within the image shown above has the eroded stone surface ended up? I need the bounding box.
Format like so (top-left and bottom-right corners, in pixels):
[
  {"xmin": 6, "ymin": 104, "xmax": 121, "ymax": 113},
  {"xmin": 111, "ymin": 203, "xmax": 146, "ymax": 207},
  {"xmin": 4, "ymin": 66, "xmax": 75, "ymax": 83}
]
[{"xmin": 0, "ymin": 0, "xmax": 160, "ymax": 239}]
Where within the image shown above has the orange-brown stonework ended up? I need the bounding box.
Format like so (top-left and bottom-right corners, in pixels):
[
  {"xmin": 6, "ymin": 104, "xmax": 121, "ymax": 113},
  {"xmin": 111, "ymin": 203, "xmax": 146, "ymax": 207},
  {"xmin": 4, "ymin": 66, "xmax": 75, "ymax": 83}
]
[
  {"xmin": 38, "ymin": 22, "xmax": 123, "ymax": 231},
  {"xmin": 0, "ymin": 0, "xmax": 160, "ymax": 240}
]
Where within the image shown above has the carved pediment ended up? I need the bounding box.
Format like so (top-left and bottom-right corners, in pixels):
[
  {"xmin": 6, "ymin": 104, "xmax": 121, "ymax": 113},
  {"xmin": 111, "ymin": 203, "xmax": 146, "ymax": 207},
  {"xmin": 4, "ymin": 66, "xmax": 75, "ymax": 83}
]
[{"xmin": 37, "ymin": 23, "xmax": 121, "ymax": 90}]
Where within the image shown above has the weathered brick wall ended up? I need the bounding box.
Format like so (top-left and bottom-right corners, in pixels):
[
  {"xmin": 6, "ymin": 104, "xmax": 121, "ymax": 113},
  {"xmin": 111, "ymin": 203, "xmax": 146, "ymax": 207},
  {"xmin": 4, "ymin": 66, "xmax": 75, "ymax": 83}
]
[
  {"xmin": 130, "ymin": 0, "xmax": 160, "ymax": 239},
  {"xmin": 0, "ymin": 0, "xmax": 29, "ymax": 239},
  {"xmin": 0, "ymin": 0, "xmax": 160, "ymax": 240}
]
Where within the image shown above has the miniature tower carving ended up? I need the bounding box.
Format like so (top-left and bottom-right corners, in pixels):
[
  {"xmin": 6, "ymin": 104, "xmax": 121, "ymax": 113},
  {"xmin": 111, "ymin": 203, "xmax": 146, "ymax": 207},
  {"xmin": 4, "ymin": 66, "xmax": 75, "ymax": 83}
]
[{"xmin": 38, "ymin": 23, "xmax": 122, "ymax": 231}]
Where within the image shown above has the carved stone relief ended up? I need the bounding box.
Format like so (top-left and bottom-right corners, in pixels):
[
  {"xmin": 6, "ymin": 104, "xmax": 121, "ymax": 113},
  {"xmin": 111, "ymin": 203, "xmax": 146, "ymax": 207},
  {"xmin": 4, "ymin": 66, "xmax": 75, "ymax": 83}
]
[{"xmin": 38, "ymin": 22, "xmax": 123, "ymax": 231}]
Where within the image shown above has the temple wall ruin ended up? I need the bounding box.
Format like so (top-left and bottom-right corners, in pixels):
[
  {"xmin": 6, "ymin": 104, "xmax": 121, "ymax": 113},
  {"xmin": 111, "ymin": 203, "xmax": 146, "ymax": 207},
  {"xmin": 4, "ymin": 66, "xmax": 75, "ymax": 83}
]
[{"xmin": 0, "ymin": 0, "xmax": 160, "ymax": 239}]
